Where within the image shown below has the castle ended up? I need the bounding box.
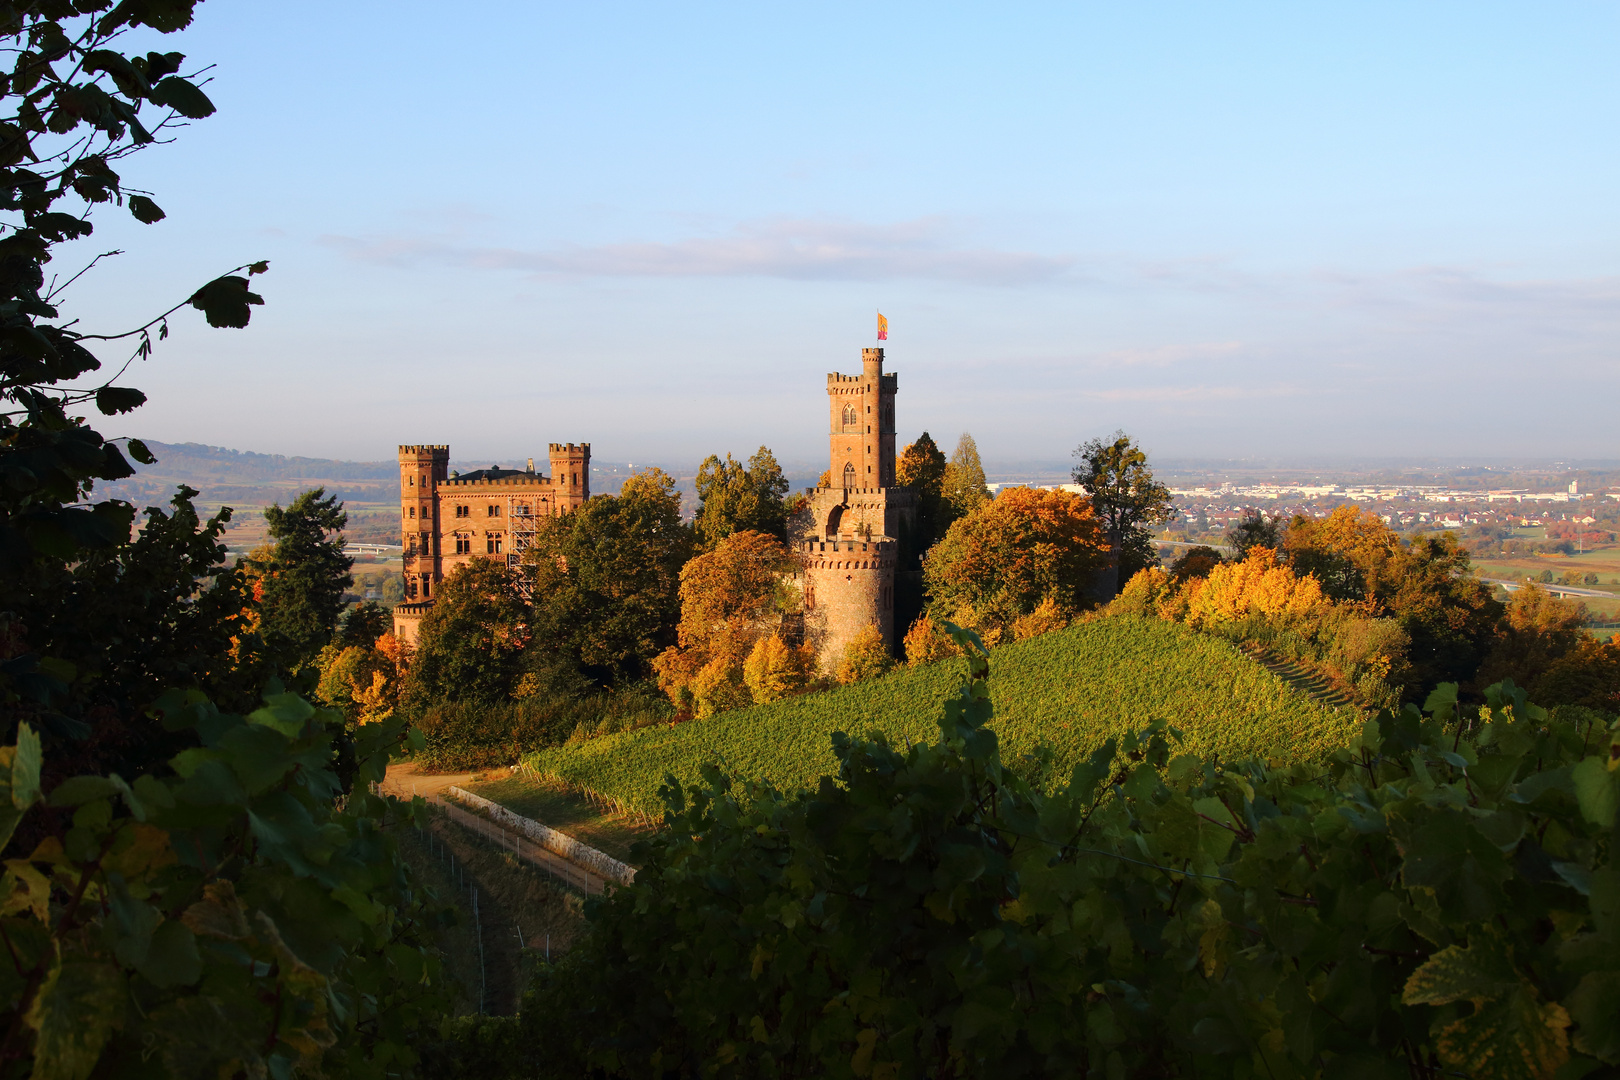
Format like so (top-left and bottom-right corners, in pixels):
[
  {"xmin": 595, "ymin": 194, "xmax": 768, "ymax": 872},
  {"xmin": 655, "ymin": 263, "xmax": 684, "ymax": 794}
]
[
  {"xmin": 390, "ymin": 346, "xmax": 912, "ymax": 668},
  {"xmin": 799, "ymin": 347, "xmax": 914, "ymax": 667},
  {"xmin": 390, "ymin": 442, "xmax": 590, "ymax": 644}
]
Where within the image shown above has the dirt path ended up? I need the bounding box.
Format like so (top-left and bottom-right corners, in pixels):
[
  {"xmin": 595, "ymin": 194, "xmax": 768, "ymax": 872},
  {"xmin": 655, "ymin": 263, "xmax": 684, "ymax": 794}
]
[{"xmin": 381, "ymin": 761, "xmax": 483, "ymax": 801}]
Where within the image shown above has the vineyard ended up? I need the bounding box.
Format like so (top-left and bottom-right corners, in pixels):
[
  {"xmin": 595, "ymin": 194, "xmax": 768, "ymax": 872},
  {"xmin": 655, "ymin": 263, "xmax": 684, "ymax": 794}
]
[{"xmin": 526, "ymin": 615, "xmax": 1362, "ymax": 816}]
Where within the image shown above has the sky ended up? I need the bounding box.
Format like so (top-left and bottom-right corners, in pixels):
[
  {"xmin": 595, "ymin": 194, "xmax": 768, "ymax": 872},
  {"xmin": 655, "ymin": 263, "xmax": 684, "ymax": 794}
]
[{"xmin": 55, "ymin": 1, "xmax": 1620, "ymax": 471}]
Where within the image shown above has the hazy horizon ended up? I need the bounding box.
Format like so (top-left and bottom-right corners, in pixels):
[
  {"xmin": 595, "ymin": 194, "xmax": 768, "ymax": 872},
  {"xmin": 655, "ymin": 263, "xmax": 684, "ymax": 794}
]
[{"xmin": 54, "ymin": 2, "xmax": 1618, "ymax": 465}]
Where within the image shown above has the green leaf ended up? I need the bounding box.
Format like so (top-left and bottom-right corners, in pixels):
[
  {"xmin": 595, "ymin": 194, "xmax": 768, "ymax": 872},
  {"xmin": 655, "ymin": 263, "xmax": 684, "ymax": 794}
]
[
  {"xmin": 48, "ymin": 776, "xmax": 120, "ymax": 808},
  {"xmin": 137, "ymin": 920, "xmax": 201, "ymax": 988},
  {"xmin": 94, "ymin": 386, "xmax": 146, "ymax": 415},
  {"xmin": 127, "ymin": 194, "xmax": 164, "ymax": 223},
  {"xmin": 1572, "ymin": 756, "xmax": 1618, "ymax": 828},
  {"xmin": 248, "ymin": 692, "xmax": 314, "ymax": 737},
  {"xmin": 25, "ymin": 959, "xmax": 124, "ymax": 1080},
  {"xmin": 12, "ymin": 722, "xmax": 41, "ymax": 809},
  {"xmin": 146, "ymin": 76, "xmax": 214, "ymax": 118},
  {"xmin": 1400, "ymin": 810, "xmax": 1512, "ymax": 921}
]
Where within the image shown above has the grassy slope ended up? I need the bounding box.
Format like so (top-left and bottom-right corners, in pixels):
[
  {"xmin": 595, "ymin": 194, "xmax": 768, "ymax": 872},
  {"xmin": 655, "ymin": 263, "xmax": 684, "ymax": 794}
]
[{"xmin": 528, "ymin": 615, "xmax": 1363, "ymax": 816}]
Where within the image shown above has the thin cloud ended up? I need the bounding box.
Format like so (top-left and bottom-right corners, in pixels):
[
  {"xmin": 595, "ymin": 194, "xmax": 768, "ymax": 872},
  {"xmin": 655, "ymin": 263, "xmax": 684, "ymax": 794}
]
[{"xmin": 320, "ymin": 216, "xmax": 1072, "ymax": 286}]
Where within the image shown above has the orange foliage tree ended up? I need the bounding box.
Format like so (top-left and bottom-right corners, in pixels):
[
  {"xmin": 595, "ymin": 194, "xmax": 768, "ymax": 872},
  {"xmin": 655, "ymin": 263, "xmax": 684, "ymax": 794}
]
[
  {"xmin": 921, "ymin": 486, "xmax": 1107, "ymax": 641},
  {"xmin": 653, "ymin": 530, "xmax": 807, "ymax": 715}
]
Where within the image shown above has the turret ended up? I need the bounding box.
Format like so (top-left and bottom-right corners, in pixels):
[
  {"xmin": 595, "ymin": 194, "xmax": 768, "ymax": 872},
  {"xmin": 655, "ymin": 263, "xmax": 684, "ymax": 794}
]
[
  {"xmin": 549, "ymin": 442, "xmax": 591, "ymax": 505},
  {"xmin": 398, "ymin": 445, "xmax": 449, "ymax": 600}
]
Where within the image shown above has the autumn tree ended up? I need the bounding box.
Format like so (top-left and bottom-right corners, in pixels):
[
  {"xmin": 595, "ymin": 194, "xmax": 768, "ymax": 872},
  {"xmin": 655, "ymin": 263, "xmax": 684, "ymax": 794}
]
[
  {"xmin": 405, "ymin": 559, "xmax": 531, "ymax": 705},
  {"xmin": 695, "ymin": 446, "xmax": 791, "ymax": 547},
  {"xmin": 1472, "ymin": 583, "xmax": 1590, "ymax": 694},
  {"xmin": 1072, "ymin": 430, "xmax": 1174, "ymax": 594},
  {"xmin": 525, "ymin": 467, "xmax": 693, "ymax": 685},
  {"xmin": 1284, "ymin": 505, "xmax": 1502, "ymax": 694},
  {"xmin": 339, "ymin": 600, "xmax": 391, "ymax": 649},
  {"xmin": 896, "ymin": 431, "xmax": 949, "ymax": 555},
  {"xmin": 249, "ymin": 487, "xmax": 353, "ymax": 669},
  {"xmin": 743, "ymin": 634, "xmax": 816, "ymax": 703},
  {"xmin": 922, "ymin": 486, "xmax": 1107, "ymax": 642},
  {"xmin": 653, "ymin": 530, "xmax": 800, "ymax": 714},
  {"xmin": 837, "ymin": 624, "xmax": 894, "ymax": 684},
  {"xmin": 941, "ymin": 432, "xmax": 991, "ymax": 520}
]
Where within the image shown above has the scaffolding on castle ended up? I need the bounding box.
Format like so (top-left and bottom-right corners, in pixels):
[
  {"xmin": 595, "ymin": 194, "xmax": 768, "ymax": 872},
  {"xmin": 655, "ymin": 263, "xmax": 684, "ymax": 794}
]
[{"xmin": 505, "ymin": 493, "xmax": 539, "ymax": 600}]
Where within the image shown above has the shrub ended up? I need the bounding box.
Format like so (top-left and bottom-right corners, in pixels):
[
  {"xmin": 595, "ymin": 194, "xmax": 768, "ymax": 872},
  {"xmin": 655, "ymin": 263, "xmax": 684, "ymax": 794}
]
[
  {"xmin": 837, "ymin": 624, "xmax": 893, "ymax": 684},
  {"xmin": 1010, "ymin": 596, "xmax": 1068, "ymax": 640},
  {"xmin": 413, "ymin": 688, "xmax": 671, "ymax": 770},
  {"xmin": 691, "ymin": 656, "xmax": 752, "ymax": 718}
]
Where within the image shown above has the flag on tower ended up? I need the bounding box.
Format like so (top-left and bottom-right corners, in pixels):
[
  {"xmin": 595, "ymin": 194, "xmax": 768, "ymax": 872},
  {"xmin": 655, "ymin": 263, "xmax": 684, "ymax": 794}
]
[{"xmin": 877, "ymin": 312, "xmax": 889, "ymax": 340}]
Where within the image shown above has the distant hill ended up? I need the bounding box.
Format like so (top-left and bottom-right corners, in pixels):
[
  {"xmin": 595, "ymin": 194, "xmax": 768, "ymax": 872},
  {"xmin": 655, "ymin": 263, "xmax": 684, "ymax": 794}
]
[
  {"xmin": 528, "ymin": 616, "xmax": 1361, "ymax": 817},
  {"xmin": 96, "ymin": 441, "xmax": 401, "ymax": 510}
]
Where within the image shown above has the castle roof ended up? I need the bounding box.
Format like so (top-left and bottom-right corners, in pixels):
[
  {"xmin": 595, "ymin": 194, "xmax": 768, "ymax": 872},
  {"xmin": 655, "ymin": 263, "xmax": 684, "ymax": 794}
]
[{"xmin": 451, "ymin": 466, "xmax": 535, "ymax": 483}]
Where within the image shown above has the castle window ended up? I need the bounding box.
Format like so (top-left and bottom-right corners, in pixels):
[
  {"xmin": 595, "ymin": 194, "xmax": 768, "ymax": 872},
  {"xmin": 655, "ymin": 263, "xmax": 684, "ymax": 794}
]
[
  {"xmin": 422, "ymin": 577, "xmax": 431, "ymax": 598},
  {"xmin": 487, "ymin": 535, "xmax": 503, "ymax": 554},
  {"xmin": 456, "ymin": 505, "xmax": 469, "ymax": 518},
  {"xmin": 488, "ymin": 504, "xmax": 501, "ymax": 517},
  {"xmin": 408, "ymin": 476, "xmax": 414, "ymax": 487},
  {"xmin": 572, "ymin": 473, "xmax": 578, "ymax": 486},
  {"xmin": 407, "ymin": 579, "xmax": 417, "ymax": 598},
  {"xmin": 842, "ymin": 463, "xmax": 855, "ymax": 489},
  {"xmin": 408, "ymin": 506, "xmax": 415, "ymax": 518},
  {"xmin": 455, "ymin": 538, "xmax": 471, "ymax": 554}
]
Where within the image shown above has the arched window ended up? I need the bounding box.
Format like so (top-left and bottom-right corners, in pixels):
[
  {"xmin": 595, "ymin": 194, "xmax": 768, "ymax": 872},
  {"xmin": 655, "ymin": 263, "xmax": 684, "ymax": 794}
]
[
  {"xmin": 842, "ymin": 404, "xmax": 857, "ymax": 428},
  {"xmin": 842, "ymin": 462, "xmax": 856, "ymax": 489}
]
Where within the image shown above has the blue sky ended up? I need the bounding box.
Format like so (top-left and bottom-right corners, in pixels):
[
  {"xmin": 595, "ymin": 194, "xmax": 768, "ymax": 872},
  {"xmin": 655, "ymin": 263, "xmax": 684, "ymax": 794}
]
[{"xmin": 60, "ymin": 1, "xmax": 1619, "ymax": 470}]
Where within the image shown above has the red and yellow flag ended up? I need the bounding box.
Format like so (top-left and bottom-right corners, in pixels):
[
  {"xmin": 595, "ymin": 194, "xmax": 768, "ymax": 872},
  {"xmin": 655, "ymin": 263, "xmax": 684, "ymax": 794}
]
[{"xmin": 877, "ymin": 312, "xmax": 889, "ymax": 340}]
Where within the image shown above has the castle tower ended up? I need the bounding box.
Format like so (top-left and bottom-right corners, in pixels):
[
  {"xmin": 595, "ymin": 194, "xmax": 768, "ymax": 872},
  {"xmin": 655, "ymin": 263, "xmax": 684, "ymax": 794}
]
[
  {"xmin": 548, "ymin": 442, "xmax": 592, "ymax": 510},
  {"xmin": 802, "ymin": 348, "xmax": 914, "ymax": 670},
  {"xmin": 398, "ymin": 445, "xmax": 448, "ymax": 603},
  {"xmin": 827, "ymin": 347, "xmax": 897, "ymax": 490}
]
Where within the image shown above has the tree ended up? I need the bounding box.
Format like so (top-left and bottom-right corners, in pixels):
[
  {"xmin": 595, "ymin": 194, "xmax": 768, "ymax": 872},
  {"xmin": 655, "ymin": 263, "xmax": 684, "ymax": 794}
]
[
  {"xmin": 1169, "ymin": 545, "xmax": 1223, "ymax": 582},
  {"xmin": 339, "ymin": 600, "xmax": 391, "ymax": 649},
  {"xmin": 405, "ymin": 558, "xmax": 531, "ymax": 706},
  {"xmin": 1072, "ymin": 431, "xmax": 1174, "ymax": 594},
  {"xmin": 922, "ymin": 486, "xmax": 1107, "ymax": 641},
  {"xmin": 0, "ymin": 0, "xmax": 270, "ymax": 770},
  {"xmin": 249, "ymin": 487, "xmax": 353, "ymax": 668},
  {"xmin": 652, "ymin": 530, "xmax": 799, "ymax": 712},
  {"xmin": 1225, "ymin": 509, "xmax": 1282, "ymax": 558},
  {"xmin": 526, "ymin": 467, "xmax": 693, "ymax": 684},
  {"xmin": 896, "ymin": 432, "xmax": 949, "ymax": 554},
  {"xmin": 694, "ymin": 446, "xmax": 790, "ymax": 547},
  {"xmin": 1284, "ymin": 506, "xmax": 1503, "ymax": 695},
  {"xmin": 837, "ymin": 624, "xmax": 894, "ymax": 684},
  {"xmin": 1472, "ymin": 583, "xmax": 1589, "ymax": 694},
  {"xmin": 940, "ymin": 432, "xmax": 990, "ymax": 520},
  {"xmin": 743, "ymin": 633, "xmax": 816, "ymax": 703}
]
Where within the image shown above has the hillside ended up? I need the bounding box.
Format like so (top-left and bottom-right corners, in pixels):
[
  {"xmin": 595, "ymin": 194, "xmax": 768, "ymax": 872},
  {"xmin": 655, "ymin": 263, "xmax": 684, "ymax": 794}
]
[{"xmin": 528, "ymin": 615, "xmax": 1363, "ymax": 816}]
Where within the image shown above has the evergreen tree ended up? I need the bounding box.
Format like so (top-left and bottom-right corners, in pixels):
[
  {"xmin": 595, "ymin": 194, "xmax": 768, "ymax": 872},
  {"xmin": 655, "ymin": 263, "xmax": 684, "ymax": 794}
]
[
  {"xmin": 252, "ymin": 487, "xmax": 353, "ymax": 668},
  {"xmin": 694, "ymin": 446, "xmax": 791, "ymax": 547},
  {"xmin": 405, "ymin": 558, "xmax": 531, "ymax": 705}
]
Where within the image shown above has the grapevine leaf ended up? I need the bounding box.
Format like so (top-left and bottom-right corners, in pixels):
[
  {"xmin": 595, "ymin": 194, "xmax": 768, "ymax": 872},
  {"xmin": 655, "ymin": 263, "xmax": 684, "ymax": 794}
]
[
  {"xmin": 137, "ymin": 920, "xmax": 201, "ymax": 988},
  {"xmin": 188, "ymin": 274, "xmax": 263, "ymax": 329},
  {"xmin": 25, "ymin": 959, "xmax": 124, "ymax": 1080},
  {"xmin": 1402, "ymin": 932, "xmax": 1519, "ymax": 1007},
  {"xmin": 1433, "ymin": 987, "xmax": 1570, "ymax": 1080},
  {"xmin": 1572, "ymin": 757, "xmax": 1618, "ymax": 828},
  {"xmin": 1400, "ymin": 810, "xmax": 1511, "ymax": 921},
  {"xmin": 126, "ymin": 194, "xmax": 164, "ymax": 223},
  {"xmin": 12, "ymin": 722, "xmax": 41, "ymax": 809},
  {"xmin": 146, "ymin": 76, "xmax": 214, "ymax": 118}
]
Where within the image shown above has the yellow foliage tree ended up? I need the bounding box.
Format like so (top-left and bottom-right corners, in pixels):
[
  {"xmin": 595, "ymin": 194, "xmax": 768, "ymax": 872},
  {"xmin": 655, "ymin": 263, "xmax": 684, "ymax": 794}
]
[
  {"xmin": 903, "ymin": 615, "xmax": 963, "ymax": 666},
  {"xmin": 837, "ymin": 624, "xmax": 893, "ymax": 684},
  {"xmin": 691, "ymin": 655, "xmax": 753, "ymax": 718},
  {"xmin": 1011, "ymin": 596, "xmax": 1069, "ymax": 641},
  {"xmin": 743, "ymin": 633, "xmax": 817, "ymax": 703},
  {"xmin": 1183, "ymin": 548, "xmax": 1328, "ymax": 629}
]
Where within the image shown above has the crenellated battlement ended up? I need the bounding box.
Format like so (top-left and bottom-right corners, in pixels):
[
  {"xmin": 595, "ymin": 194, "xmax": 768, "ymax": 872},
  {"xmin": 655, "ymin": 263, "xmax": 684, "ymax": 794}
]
[
  {"xmin": 398, "ymin": 444, "xmax": 449, "ymax": 455},
  {"xmin": 441, "ymin": 476, "xmax": 556, "ymax": 487},
  {"xmin": 548, "ymin": 442, "xmax": 590, "ymax": 453}
]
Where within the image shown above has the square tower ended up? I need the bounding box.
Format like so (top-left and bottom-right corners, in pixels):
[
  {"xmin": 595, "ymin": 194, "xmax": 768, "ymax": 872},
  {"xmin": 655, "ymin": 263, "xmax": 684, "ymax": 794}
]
[{"xmin": 827, "ymin": 347, "xmax": 897, "ymax": 490}]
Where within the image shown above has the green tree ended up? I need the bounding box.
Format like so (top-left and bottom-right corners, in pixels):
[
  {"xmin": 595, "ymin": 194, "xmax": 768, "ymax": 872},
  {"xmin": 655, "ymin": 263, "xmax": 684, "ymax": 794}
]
[
  {"xmin": 940, "ymin": 432, "xmax": 990, "ymax": 520},
  {"xmin": 1225, "ymin": 508, "xmax": 1281, "ymax": 557},
  {"xmin": 896, "ymin": 431, "xmax": 949, "ymax": 558},
  {"xmin": 0, "ymin": 0, "xmax": 269, "ymax": 765},
  {"xmin": 339, "ymin": 600, "xmax": 391, "ymax": 649},
  {"xmin": 1072, "ymin": 430, "xmax": 1174, "ymax": 594},
  {"xmin": 251, "ymin": 487, "xmax": 353, "ymax": 668},
  {"xmin": 526, "ymin": 467, "xmax": 694, "ymax": 684},
  {"xmin": 406, "ymin": 559, "xmax": 531, "ymax": 705},
  {"xmin": 694, "ymin": 446, "xmax": 790, "ymax": 547}
]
